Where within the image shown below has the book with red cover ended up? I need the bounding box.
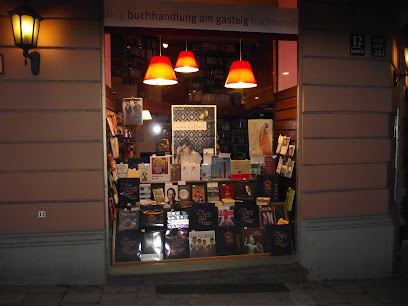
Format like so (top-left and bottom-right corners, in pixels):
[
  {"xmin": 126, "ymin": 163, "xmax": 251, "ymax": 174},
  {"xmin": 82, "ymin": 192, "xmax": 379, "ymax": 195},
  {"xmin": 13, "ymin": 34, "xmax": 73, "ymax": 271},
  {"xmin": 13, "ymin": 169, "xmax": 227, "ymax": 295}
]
[{"xmin": 220, "ymin": 184, "xmax": 234, "ymax": 200}]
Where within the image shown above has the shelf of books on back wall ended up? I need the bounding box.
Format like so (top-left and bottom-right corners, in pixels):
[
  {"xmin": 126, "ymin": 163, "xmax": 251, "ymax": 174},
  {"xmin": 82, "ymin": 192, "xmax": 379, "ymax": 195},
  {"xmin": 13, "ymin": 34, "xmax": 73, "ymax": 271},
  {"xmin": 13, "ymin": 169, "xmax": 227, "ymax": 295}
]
[{"xmin": 106, "ymin": 147, "xmax": 296, "ymax": 265}]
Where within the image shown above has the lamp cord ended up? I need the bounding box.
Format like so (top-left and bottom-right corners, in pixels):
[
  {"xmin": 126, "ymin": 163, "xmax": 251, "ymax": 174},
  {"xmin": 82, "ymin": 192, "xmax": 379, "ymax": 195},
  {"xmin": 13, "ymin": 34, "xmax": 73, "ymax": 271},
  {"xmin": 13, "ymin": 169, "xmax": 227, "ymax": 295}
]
[
  {"xmin": 240, "ymin": 38, "xmax": 242, "ymax": 61},
  {"xmin": 159, "ymin": 35, "xmax": 162, "ymax": 56}
]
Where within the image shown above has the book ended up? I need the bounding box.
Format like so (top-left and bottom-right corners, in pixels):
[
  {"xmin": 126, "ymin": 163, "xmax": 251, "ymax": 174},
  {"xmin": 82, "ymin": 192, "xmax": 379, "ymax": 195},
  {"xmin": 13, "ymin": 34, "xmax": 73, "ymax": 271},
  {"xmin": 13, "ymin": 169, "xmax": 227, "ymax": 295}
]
[
  {"xmin": 264, "ymin": 156, "xmax": 276, "ymax": 175},
  {"xmin": 216, "ymin": 227, "xmax": 239, "ymax": 256},
  {"xmin": 117, "ymin": 178, "xmax": 140, "ymax": 208},
  {"xmin": 206, "ymin": 182, "xmax": 220, "ymax": 202},
  {"xmin": 276, "ymin": 156, "xmax": 284, "ymax": 174},
  {"xmin": 108, "ymin": 154, "xmax": 119, "ymax": 181},
  {"xmin": 250, "ymin": 163, "xmax": 261, "ymax": 179},
  {"xmin": 200, "ymin": 163, "xmax": 212, "ymax": 180},
  {"xmin": 276, "ymin": 134, "xmax": 284, "ymax": 154},
  {"xmin": 287, "ymin": 145, "xmax": 295, "ymax": 157},
  {"xmin": 190, "ymin": 164, "xmax": 201, "ymax": 180},
  {"xmin": 217, "ymin": 207, "xmax": 234, "ymax": 227},
  {"xmin": 280, "ymin": 136, "xmax": 290, "ymax": 155},
  {"xmin": 259, "ymin": 205, "xmax": 276, "ymax": 227},
  {"xmin": 211, "ymin": 156, "xmax": 224, "ymax": 179},
  {"xmin": 242, "ymin": 228, "xmax": 266, "ymax": 254},
  {"xmin": 236, "ymin": 180, "xmax": 254, "ymax": 200},
  {"xmin": 165, "ymin": 185, "xmax": 179, "ymax": 207},
  {"xmin": 235, "ymin": 200, "xmax": 260, "ymax": 229},
  {"xmin": 189, "ymin": 230, "xmax": 216, "ymax": 258},
  {"xmin": 141, "ymin": 230, "xmax": 164, "ymax": 261},
  {"xmin": 116, "ymin": 162, "xmax": 128, "ymax": 179},
  {"xmin": 192, "ymin": 185, "xmax": 205, "ymax": 203},
  {"xmin": 139, "ymin": 204, "xmax": 164, "ymax": 229},
  {"xmin": 220, "ymin": 184, "xmax": 234, "ymax": 200},
  {"xmin": 108, "ymin": 173, "xmax": 119, "ymax": 204},
  {"xmin": 164, "ymin": 229, "xmax": 190, "ymax": 259},
  {"xmin": 108, "ymin": 197, "xmax": 116, "ymax": 222},
  {"xmin": 266, "ymin": 224, "xmax": 292, "ymax": 256},
  {"xmin": 180, "ymin": 164, "xmax": 201, "ymax": 181},
  {"xmin": 242, "ymin": 160, "xmax": 251, "ymax": 180},
  {"xmin": 257, "ymin": 173, "xmax": 280, "ymax": 202},
  {"xmin": 284, "ymin": 187, "xmax": 295, "ymax": 211},
  {"xmin": 138, "ymin": 163, "xmax": 150, "ymax": 182},
  {"xmin": 150, "ymin": 156, "xmax": 171, "ymax": 182},
  {"xmin": 152, "ymin": 188, "xmax": 165, "ymax": 204},
  {"xmin": 117, "ymin": 210, "xmax": 139, "ymax": 231},
  {"xmin": 192, "ymin": 202, "xmax": 217, "ymax": 230},
  {"xmin": 230, "ymin": 160, "xmax": 243, "ymax": 180},
  {"xmin": 178, "ymin": 185, "xmax": 191, "ymax": 201},
  {"xmin": 114, "ymin": 230, "xmax": 141, "ymax": 262},
  {"xmin": 139, "ymin": 183, "xmax": 152, "ymax": 204},
  {"xmin": 203, "ymin": 148, "xmax": 214, "ymax": 164},
  {"xmin": 106, "ymin": 115, "xmax": 116, "ymax": 136},
  {"xmin": 283, "ymin": 159, "xmax": 295, "ymax": 179},
  {"xmin": 170, "ymin": 164, "xmax": 181, "ymax": 181},
  {"xmin": 109, "ymin": 137, "xmax": 120, "ymax": 159},
  {"xmin": 166, "ymin": 210, "xmax": 189, "ymax": 229}
]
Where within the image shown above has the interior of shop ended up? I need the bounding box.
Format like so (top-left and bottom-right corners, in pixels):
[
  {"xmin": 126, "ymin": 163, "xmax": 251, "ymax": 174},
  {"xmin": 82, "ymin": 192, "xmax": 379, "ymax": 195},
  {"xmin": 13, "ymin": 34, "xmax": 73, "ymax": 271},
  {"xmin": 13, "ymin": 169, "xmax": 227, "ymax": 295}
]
[{"xmin": 104, "ymin": 27, "xmax": 298, "ymax": 266}]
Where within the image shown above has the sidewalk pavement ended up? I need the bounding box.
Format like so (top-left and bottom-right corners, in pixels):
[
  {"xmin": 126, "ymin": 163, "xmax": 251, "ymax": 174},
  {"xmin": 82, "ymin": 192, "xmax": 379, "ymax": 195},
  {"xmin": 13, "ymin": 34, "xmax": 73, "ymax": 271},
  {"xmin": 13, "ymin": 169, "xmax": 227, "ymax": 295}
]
[{"xmin": 1, "ymin": 275, "xmax": 408, "ymax": 305}]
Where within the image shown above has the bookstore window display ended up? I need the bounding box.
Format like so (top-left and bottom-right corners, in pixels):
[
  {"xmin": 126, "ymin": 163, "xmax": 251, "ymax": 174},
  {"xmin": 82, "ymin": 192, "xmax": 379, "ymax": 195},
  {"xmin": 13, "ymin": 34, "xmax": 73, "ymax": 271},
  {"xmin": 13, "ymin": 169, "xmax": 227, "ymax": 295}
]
[{"xmin": 107, "ymin": 108, "xmax": 296, "ymax": 265}]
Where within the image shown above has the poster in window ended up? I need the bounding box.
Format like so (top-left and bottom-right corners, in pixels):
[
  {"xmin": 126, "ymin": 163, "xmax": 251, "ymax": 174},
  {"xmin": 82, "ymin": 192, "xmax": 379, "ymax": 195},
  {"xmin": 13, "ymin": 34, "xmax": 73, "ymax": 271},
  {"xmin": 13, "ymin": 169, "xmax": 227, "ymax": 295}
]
[
  {"xmin": 248, "ymin": 119, "xmax": 273, "ymax": 158},
  {"xmin": 172, "ymin": 105, "xmax": 216, "ymax": 165},
  {"xmin": 122, "ymin": 97, "xmax": 143, "ymax": 125}
]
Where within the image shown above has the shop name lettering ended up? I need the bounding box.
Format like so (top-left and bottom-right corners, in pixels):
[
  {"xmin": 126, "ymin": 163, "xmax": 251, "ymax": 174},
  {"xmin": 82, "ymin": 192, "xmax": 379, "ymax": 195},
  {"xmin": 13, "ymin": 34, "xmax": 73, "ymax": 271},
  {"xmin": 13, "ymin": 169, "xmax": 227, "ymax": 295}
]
[
  {"xmin": 106, "ymin": 9, "xmax": 296, "ymax": 28},
  {"xmin": 173, "ymin": 121, "xmax": 206, "ymax": 131}
]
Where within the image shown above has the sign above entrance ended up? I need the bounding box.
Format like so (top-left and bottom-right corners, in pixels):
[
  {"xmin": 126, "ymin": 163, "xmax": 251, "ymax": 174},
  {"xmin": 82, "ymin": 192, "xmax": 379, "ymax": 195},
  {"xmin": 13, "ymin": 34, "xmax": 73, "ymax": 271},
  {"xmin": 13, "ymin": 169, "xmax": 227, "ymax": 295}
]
[{"xmin": 104, "ymin": 0, "xmax": 298, "ymax": 35}]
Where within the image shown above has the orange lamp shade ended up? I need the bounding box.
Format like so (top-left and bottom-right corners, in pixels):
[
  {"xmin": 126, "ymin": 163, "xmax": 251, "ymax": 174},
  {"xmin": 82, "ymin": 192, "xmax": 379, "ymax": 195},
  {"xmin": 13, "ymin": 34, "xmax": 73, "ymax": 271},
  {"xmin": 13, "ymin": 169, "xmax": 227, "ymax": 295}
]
[
  {"xmin": 174, "ymin": 51, "xmax": 199, "ymax": 73},
  {"xmin": 143, "ymin": 56, "xmax": 178, "ymax": 86},
  {"xmin": 225, "ymin": 60, "xmax": 257, "ymax": 89}
]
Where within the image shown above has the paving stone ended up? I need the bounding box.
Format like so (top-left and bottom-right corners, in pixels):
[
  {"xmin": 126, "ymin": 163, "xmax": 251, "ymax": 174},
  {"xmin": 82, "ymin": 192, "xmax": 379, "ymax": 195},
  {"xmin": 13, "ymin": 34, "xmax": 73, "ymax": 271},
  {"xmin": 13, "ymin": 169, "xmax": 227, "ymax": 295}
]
[
  {"xmin": 137, "ymin": 285, "xmax": 157, "ymax": 297},
  {"xmin": 285, "ymin": 282, "xmax": 304, "ymax": 293},
  {"xmin": 304, "ymin": 285, "xmax": 348, "ymax": 305},
  {"xmin": 99, "ymin": 293, "xmax": 138, "ymax": 306},
  {"xmin": 289, "ymin": 293, "xmax": 317, "ymax": 305},
  {"xmin": 26, "ymin": 285, "xmax": 68, "ymax": 294},
  {"xmin": 199, "ymin": 292, "xmax": 294, "ymax": 306},
  {"xmin": 121, "ymin": 286, "xmax": 139, "ymax": 293},
  {"xmin": 344, "ymin": 293, "xmax": 381, "ymax": 306},
  {"xmin": 61, "ymin": 287, "xmax": 102, "ymax": 304},
  {"xmin": 0, "ymin": 292, "xmax": 25, "ymax": 305},
  {"xmin": 19, "ymin": 293, "xmax": 64, "ymax": 306},
  {"xmin": 102, "ymin": 285, "xmax": 123, "ymax": 294},
  {"xmin": 326, "ymin": 280, "xmax": 367, "ymax": 295}
]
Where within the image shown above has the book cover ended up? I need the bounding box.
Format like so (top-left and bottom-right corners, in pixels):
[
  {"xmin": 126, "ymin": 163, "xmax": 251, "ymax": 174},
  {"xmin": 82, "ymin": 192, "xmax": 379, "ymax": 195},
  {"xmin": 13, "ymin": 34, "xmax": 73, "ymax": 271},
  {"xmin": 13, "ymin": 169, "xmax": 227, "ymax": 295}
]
[
  {"xmin": 114, "ymin": 230, "xmax": 141, "ymax": 262},
  {"xmin": 266, "ymin": 224, "xmax": 292, "ymax": 256},
  {"xmin": 257, "ymin": 173, "xmax": 280, "ymax": 202},
  {"xmin": 287, "ymin": 145, "xmax": 295, "ymax": 157},
  {"xmin": 283, "ymin": 159, "xmax": 295, "ymax": 179},
  {"xmin": 152, "ymin": 188, "xmax": 165, "ymax": 204},
  {"xmin": 203, "ymin": 148, "xmax": 214, "ymax": 164},
  {"xmin": 218, "ymin": 207, "xmax": 234, "ymax": 227},
  {"xmin": 220, "ymin": 184, "xmax": 234, "ymax": 200},
  {"xmin": 170, "ymin": 164, "xmax": 181, "ymax": 181},
  {"xmin": 141, "ymin": 230, "xmax": 164, "ymax": 261},
  {"xmin": 284, "ymin": 188, "xmax": 295, "ymax": 211},
  {"xmin": 216, "ymin": 227, "xmax": 239, "ymax": 256},
  {"xmin": 164, "ymin": 229, "xmax": 190, "ymax": 259},
  {"xmin": 230, "ymin": 160, "xmax": 243, "ymax": 180},
  {"xmin": 138, "ymin": 163, "xmax": 151, "ymax": 182},
  {"xmin": 106, "ymin": 115, "xmax": 116, "ymax": 136},
  {"xmin": 206, "ymin": 182, "xmax": 220, "ymax": 202},
  {"xmin": 139, "ymin": 183, "xmax": 152, "ymax": 204},
  {"xmin": 190, "ymin": 164, "xmax": 201, "ymax": 180},
  {"xmin": 200, "ymin": 163, "xmax": 212, "ymax": 180},
  {"xmin": 280, "ymin": 136, "xmax": 290, "ymax": 155},
  {"xmin": 211, "ymin": 156, "xmax": 224, "ymax": 179},
  {"xmin": 276, "ymin": 134, "xmax": 284, "ymax": 154},
  {"xmin": 259, "ymin": 205, "xmax": 276, "ymax": 227},
  {"xmin": 109, "ymin": 137, "xmax": 120, "ymax": 159},
  {"xmin": 222, "ymin": 157, "xmax": 231, "ymax": 178},
  {"xmin": 264, "ymin": 156, "xmax": 276, "ymax": 175},
  {"xmin": 250, "ymin": 163, "xmax": 261, "ymax": 179},
  {"xmin": 192, "ymin": 185, "xmax": 205, "ymax": 203},
  {"xmin": 116, "ymin": 162, "xmax": 128, "ymax": 179},
  {"xmin": 276, "ymin": 156, "xmax": 284, "ymax": 174},
  {"xmin": 242, "ymin": 160, "xmax": 251, "ymax": 180},
  {"xmin": 248, "ymin": 119, "xmax": 273, "ymax": 158},
  {"xmin": 235, "ymin": 200, "xmax": 260, "ymax": 229},
  {"xmin": 108, "ymin": 197, "xmax": 116, "ymax": 222},
  {"xmin": 117, "ymin": 210, "xmax": 139, "ymax": 231},
  {"xmin": 150, "ymin": 156, "xmax": 171, "ymax": 182},
  {"xmin": 242, "ymin": 228, "xmax": 266, "ymax": 254},
  {"xmin": 178, "ymin": 185, "xmax": 191, "ymax": 201},
  {"xmin": 166, "ymin": 210, "xmax": 189, "ymax": 229},
  {"xmin": 139, "ymin": 204, "xmax": 164, "ymax": 229},
  {"xmin": 117, "ymin": 178, "xmax": 140, "ymax": 208},
  {"xmin": 192, "ymin": 202, "xmax": 217, "ymax": 230},
  {"xmin": 175, "ymin": 200, "xmax": 194, "ymax": 209},
  {"xmin": 108, "ymin": 173, "xmax": 119, "ymax": 205},
  {"xmin": 189, "ymin": 230, "xmax": 216, "ymax": 258},
  {"xmin": 165, "ymin": 185, "xmax": 179, "ymax": 207},
  {"xmin": 180, "ymin": 164, "xmax": 191, "ymax": 181},
  {"xmin": 108, "ymin": 154, "xmax": 119, "ymax": 181}
]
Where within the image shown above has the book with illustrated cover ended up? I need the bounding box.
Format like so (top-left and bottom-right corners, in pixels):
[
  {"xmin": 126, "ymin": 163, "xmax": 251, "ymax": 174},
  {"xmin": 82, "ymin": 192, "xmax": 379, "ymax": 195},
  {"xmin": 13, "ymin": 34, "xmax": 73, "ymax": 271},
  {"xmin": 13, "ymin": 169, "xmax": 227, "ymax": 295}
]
[
  {"xmin": 166, "ymin": 210, "xmax": 189, "ymax": 229},
  {"xmin": 235, "ymin": 200, "xmax": 260, "ymax": 229},
  {"xmin": 180, "ymin": 164, "xmax": 200, "ymax": 181},
  {"xmin": 106, "ymin": 115, "xmax": 116, "ymax": 136},
  {"xmin": 116, "ymin": 162, "xmax": 128, "ymax": 179},
  {"xmin": 264, "ymin": 156, "xmax": 276, "ymax": 175},
  {"xmin": 138, "ymin": 163, "xmax": 150, "ymax": 182},
  {"xmin": 175, "ymin": 200, "xmax": 194, "ymax": 209},
  {"xmin": 152, "ymin": 188, "xmax": 165, "ymax": 204},
  {"xmin": 139, "ymin": 184, "xmax": 152, "ymax": 204},
  {"xmin": 220, "ymin": 184, "xmax": 234, "ymax": 200},
  {"xmin": 236, "ymin": 180, "xmax": 254, "ymax": 200},
  {"xmin": 287, "ymin": 145, "xmax": 295, "ymax": 157},
  {"xmin": 170, "ymin": 164, "xmax": 181, "ymax": 181},
  {"xmin": 259, "ymin": 205, "xmax": 276, "ymax": 227},
  {"xmin": 276, "ymin": 134, "xmax": 284, "ymax": 154},
  {"xmin": 141, "ymin": 230, "xmax": 164, "ymax": 261},
  {"xmin": 284, "ymin": 188, "xmax": 295, "ymax": 211},
  {"xmin": 192, "ymin": 185, "xmax": 205, "ymax": 203},
  {"xmin": 110, "ymin": 137, "xmax": 120, "ymax": 159},
  {"xmin": 139, "ymin": 204, "xmax": 164, "ymax": 229},
  {"xmin": 230, "ymin": 160, "xmax": 243, "ymax": 180},
  {"xmin": 189, "ymin": 230, "xmax": 216, "ymax": 258},
  {"xmin": 200, "ymin": 163, "xmax": 212, "ymax": 180},
  {"xmin": 164, "ymin": 229, "xmax": 190, "ymax": 259},
  {"xmin": 203, "ymin": 148, "xmax": 214, "ymax": 164},
  {"xmin": 257, "ymin": 173, "xmax": 280, "ymax": 202},
  {"xmin": 117, "ymin": 210, "xmax": 139, "ymax": 231},
  {"xmin": 178, "ymin": 185, "xmax": 191, "ymax": 201},
  {"xmin": 216, "ymin": 227, "xmax": 239, "ymax": 256},
  {"xmin": 165, "ymin": 185, "xmax": 179, "ymax": 207},
  {"xmin": 206, "ymin": 182, "xmax": 220, "ymax": 202},
  {"xmin": 114, "ymin": 230, "xmax": 141, "ymax": 262},
  {"xmin": 276, "ymin": 156, "xmax": 284, "ymax": 174},
  {"xmin": 211, "ymin": 156, "xmax": 224, "ymax": 179},
  {"xmin": 280, "ymin": 136, "xmax": 290, "ymax": 155},
  {"xmin": 117, "ymin": 178, "xmax": 140, "ymax": 208},
  {"xmin": 108, "ymin": 173, "xmax": 119, "ymax": 204},
  {"xmin": 150, "ymin": 156, "xmax": 171, "ymax": 182},
  {"xmin": 283, "ymin": 159, "xmax": 295, "ymax": 179},
  {"xmin": 108, "ymin": 154, "xmax": 119, "ymax": 181},
  {"xmin": 250, "ymin": 163, "xmax": 261, "ymax": 179},
  {"xmin": 218, "ymin": 207, "xmax": 234, "ymax": 227},
  {"xmin": 242, "ymin": 228, "xmax": 266, "ymax": 254},
  {"xmin": 108, "ymin": 197, "xmax": 116, "ymax": 222},
  {"xmin": 192, "ymin": 202, "xmax": 217, "ymax": 230}
]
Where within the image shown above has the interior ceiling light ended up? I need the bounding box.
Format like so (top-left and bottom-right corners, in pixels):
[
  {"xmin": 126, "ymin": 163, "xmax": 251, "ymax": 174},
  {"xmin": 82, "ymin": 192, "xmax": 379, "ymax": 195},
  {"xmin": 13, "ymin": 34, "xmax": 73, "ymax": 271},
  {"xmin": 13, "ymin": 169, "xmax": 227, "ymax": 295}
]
[
  {"xmin": 142, "ymin": 110, "xmax": 152, "ymax": 120},
  {"xmin": 225, "ymin": 39, "xmax": 257, "ymax": 89},
  {"xmin": 174, "ymin": 38, "xmax": 199, "ymax": 73},
  {"xmin": 282, "ymin": 72, "xmax": 290, "ymax": 75},
  {"xmin": 143, "ymin": 36, "xmax": 178, "ymax": 86}
]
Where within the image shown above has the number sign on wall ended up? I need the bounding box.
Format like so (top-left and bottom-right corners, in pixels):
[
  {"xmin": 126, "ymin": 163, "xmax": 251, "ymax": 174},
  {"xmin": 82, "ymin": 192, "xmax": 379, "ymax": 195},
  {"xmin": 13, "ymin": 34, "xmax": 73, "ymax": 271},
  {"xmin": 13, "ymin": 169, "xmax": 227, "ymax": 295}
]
[{"xmin": 350, "ymin": 33, "xmax": 365, "ymax": 56}]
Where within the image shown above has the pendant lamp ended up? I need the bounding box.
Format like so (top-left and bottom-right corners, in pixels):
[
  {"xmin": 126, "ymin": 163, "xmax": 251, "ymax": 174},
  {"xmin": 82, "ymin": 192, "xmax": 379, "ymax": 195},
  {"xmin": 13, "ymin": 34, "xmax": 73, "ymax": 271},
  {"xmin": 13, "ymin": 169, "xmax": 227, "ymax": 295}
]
[
  {"xmin": 143, "ymin": 36, "xmax": 178, "ymax": 86},
  {"xmin": 174, "ymin": 38, "xmax": 199, "ymax": 73},
  {"xmin": 225, "ymin": 39, "xmax": 257, "ymax": 89}
]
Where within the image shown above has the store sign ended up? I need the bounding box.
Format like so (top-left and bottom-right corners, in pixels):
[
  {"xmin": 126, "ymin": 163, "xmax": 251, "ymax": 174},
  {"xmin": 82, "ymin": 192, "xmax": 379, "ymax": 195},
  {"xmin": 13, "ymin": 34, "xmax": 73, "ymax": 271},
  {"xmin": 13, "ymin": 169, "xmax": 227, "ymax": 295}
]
[
  {"xmin": 104, "ymin": 0, "xmax": 298, "ymax": 35},
  {"xmin": 371, "ymin": 35, "xmax": 385, "ymax": 57},
  {"xmin": 350, "ymin": 33, "xmax": 365, "ymax": 56}
]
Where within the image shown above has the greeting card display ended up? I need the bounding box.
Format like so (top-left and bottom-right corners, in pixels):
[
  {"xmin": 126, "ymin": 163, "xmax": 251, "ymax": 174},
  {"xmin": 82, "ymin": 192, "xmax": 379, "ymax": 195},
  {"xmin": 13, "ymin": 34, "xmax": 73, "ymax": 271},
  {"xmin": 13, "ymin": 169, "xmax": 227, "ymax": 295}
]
[
  {"xmin": 189, "ymin": 230, "xmax": 216, "ymax": 258},
  {"xmin": 117, "ymin": 178, "xmax": 140, "ymax": 208},
  {"xmin": 164, "ymin": 229, "xmax": 190, "ymax": 259}
]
